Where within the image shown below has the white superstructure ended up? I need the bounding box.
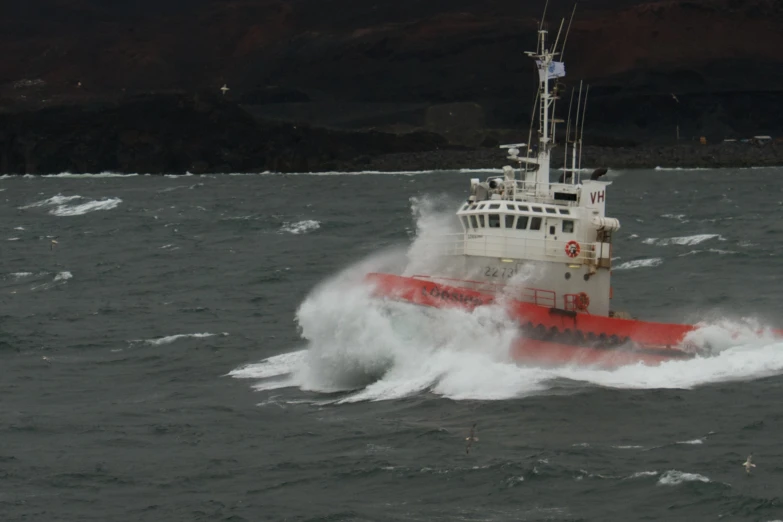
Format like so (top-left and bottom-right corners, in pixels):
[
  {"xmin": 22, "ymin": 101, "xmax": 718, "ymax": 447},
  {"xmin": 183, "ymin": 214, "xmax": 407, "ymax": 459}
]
[{"xmin": 435, "ymin": 20, "xmax": 620, "ymax": 317}]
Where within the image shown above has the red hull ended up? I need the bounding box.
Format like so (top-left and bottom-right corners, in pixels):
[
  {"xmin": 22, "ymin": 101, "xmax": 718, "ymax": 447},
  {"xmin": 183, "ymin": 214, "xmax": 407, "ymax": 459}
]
[{"xmin": 365, "ymin": 272, "xmax": 707, "ymax": 368}]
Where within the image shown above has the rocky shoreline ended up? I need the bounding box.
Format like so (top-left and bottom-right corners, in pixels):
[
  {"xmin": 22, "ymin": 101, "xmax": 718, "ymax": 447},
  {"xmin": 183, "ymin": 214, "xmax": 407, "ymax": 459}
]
[
  {"xmin": 1, "ymin": 93, "xmax": 782, "ymax": 175},
  {"xmin": 331, "ymin": 143, "xmax": 783, "ymax": 172}
]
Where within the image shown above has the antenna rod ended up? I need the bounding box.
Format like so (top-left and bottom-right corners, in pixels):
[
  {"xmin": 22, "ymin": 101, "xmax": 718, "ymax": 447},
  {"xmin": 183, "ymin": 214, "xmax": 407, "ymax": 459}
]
[
  {"xmin": 573, "ymin": 81, "xmax": 583, "ymax": 177},
  {"xmin": 552, "ymin": 18, "xmax": 566, "ymax": 55},
  {"xmin": 539, "ymin": 0, "xmax": 550, "ymax": 33},
  {"xmin": 525, "ymin": 89, "xmax": 541, "ymax": 168},
  {"xmin": 560, "ymin": 3, "xmax": 578, "ymax": 59},
  {"xmin": 564, "ymin": 89, "xmax": 575, "ymax": 173},
  {"xmin": 578, "ymin": 84, "xmax": 590, "ymax": 172}
]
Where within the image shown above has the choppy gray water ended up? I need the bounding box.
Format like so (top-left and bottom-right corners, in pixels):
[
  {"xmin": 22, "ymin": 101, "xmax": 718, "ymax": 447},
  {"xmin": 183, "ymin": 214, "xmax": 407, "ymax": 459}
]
[{"xmin": 3, "ymin": 168, "xmax": 783, "ymax": 522}]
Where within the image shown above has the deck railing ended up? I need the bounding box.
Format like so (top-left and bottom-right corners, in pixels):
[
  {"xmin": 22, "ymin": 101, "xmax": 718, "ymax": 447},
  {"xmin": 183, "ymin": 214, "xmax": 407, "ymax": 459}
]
[{"xmin": 412, "ymin": 275, "xmax": 557, "ymax": 308}]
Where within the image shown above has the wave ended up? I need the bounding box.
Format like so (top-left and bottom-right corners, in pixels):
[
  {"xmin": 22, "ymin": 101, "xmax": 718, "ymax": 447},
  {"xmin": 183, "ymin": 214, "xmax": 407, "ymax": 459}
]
[
  {"xmin": 20, "ymin": 194, "xmax": 122, "ymax": 216},
  {"xmin": 614, "ymin": 258, "xmax": 663, "ymax": 270},
  {"xmin": 642, "ymin": 234, "xmax": 723, "ymax": 246},
  {"xmin": 657, "ymin": 470, "xmax": 710, "ymax": 486},
  {"xmin": 1, "ymin": 172, "xmax": 143, "ymax": 179},
  {"xmin": 280, "ymin": 220, "xmax": 321, "ymax": 235},
  {"xmin": 30, "ymin": 270, "xmax": 74, "ymax": 291},
  {"xmin": 136, "ymin": 332, "xmax": 228, "ymax": 346},
  {"xmin": 628, "ymin": 471, "xmax": 658, "ymax": 479},
  {"xmin": 678, "ymin": 249, "xmax": 737, "ymax": 257},
  {"xmin": 676, "ymin": 439, "xmax": 703, "ymax": 445},
  {"xmin": 51, "ymin": 198, "xmax": 122, "ymax": 216},
  {"xmin": 654, "ymin": 166, "xmax": 712, "ymax": 172},
  {"xmin": 661, "ymin": 214, "xmax": 689, "ymax": 223}
]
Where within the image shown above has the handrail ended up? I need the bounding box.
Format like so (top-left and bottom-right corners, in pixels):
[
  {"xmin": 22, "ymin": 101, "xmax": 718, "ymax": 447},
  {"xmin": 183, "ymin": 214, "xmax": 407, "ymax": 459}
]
[{"xmin": 412, "ymin": 275, "xmax": 556, "ymax": 308}]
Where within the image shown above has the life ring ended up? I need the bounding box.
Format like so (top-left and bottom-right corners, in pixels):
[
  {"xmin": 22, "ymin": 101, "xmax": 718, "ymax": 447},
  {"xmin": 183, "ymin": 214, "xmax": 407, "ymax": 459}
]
[
  {"xmin": 565, "ymin": 240, "xmax": 581, "ymax": 258},
  {"xmin": 576, "ymin": 292, "xmax": 590, "ymax": 311}
]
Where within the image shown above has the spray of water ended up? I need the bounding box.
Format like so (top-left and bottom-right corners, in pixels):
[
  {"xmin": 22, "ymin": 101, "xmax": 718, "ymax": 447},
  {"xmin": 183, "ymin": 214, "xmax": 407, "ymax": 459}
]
[{"xmin": 231, "ymin": 196, "xmax": 783, "ymax": 402}]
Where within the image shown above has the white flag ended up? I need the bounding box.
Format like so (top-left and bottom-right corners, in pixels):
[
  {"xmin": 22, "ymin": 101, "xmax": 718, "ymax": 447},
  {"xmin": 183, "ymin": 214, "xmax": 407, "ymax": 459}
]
[{"xmin": 536, "ymin": 60, "xmax": 566, "ymax": 81}]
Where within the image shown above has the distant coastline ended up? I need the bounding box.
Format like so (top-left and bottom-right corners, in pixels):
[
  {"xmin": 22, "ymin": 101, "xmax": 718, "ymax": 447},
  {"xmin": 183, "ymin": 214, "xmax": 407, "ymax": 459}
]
[
  {"xmin": 2, "ymin": 93, "xmax": 782, "ymax": 175},
  {"xmin": 328, "ymin": 144, "xmax": 783, "ymax": 173}
]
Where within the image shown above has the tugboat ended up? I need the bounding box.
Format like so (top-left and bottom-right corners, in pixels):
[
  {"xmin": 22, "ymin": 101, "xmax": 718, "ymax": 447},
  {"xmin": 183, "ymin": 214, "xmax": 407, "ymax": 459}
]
[{"xmin": 364, "ymin": 11, "xmax": 779, "ymax": 368}]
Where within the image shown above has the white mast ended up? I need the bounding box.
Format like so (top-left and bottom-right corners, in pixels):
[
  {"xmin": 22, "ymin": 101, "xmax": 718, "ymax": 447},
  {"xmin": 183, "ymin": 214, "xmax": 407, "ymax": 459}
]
[{"xmin": 524, "ymin": 21, "xmax": 565, "ymax": 197}]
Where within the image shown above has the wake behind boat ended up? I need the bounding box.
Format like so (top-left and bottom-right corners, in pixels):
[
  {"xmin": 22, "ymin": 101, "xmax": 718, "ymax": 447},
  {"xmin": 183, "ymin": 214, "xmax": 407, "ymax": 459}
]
[{"xmin": 363, "ymin": 6, "xmax": 783, "ymax": 368}]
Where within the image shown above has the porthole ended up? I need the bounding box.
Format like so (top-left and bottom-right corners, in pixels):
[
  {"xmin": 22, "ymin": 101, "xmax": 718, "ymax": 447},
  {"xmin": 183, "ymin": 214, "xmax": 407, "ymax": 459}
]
[{"xmin": 565, "ymin": 272, "xmax": 571, "ymax": 280}]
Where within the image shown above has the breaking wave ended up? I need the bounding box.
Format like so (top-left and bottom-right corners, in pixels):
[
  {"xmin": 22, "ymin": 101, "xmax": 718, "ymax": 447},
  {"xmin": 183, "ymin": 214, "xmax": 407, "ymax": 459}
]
[
  {"xmin": 134, "ymin": 332, "xmax": 229, "ymax": 346},
  {"xmin": 614, "ymin": 258, "xmax": 663, "ymax": 270},
  {"xmin": 280, "ymin": 220, "xmax": 321, "ymax": 234},
  {"xmin": 20, "ymin": 194, "xmax": 122, "ymax": 216},
  {"xmin": 232, "ymin": 196, "xmax": 783, "ymax": 403},
  {"xmin": 642, "ymin": 234, "xmax": 723, "ymax": 246},
  {"xmin": 657, "ymin": 470, "xmax": 711, "ymax": 486}
]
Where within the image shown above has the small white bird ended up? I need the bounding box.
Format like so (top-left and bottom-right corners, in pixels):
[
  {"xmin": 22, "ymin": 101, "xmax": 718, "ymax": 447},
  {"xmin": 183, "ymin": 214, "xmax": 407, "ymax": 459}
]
[
  {"xmin": 671, "ymin": 93, "xmax": 680, "ymax": 103},
  {"xmin": 220, "ymin": 84, "xmax": 230, "ymax": 96},
  {"xmin": 50, "ymin": 239, "xmax": 58, "ymax": 251},
  {"xmin": 743, "ymin": 454, "xmax": 755, "ymax": 474},
  {"xmin": 465, "ymin": 423, "xmax": 479, "ymax": 454}
]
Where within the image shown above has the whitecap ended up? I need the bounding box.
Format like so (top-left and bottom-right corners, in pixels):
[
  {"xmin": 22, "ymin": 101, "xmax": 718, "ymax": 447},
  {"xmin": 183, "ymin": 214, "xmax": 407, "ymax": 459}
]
[
  {"xmin": 10, "ymin": 272, "xmax": 33, "ymax": 279},
  {"xmin": 614, "ymin": 258, "xmax": 663, "ymax": 270},
  {"xmin": 54, "ymin": 271, "xmax": 72, "ymax": 282},
  {"xmin": 139, "ymin": 332, "xmax": 228, "ymax": 346},
  {"xmin": 657, "ymin": 470, "xmax": 710, "ymax": 486},
  {"xmin": 39, "ymin": 172, "xmax": 140, "ymax": 178},
  {"xmin": 229, "ymin": 351, "xmax": 306, "ymax": 379},
  {"xmin": 20, "ymin": 194, "xmax": 122, "ymax": 216},
  {"xmin": 628, "ymin": 471, "xmax": 658, "ymax": 479},
  {"xmin": 678, "ymin": 249, "xmax": 737, "ymax": 257},
  {"xmin": 51, "ymin": 198, "xmax": 122, "ymax": 216},
  {"xmin": 643, "ymin": 234, "xmax": 723, "ymax": 246},
  {"xmin": 21, "ymin": 195, "xmax": 81, "ymax": 209},
  {"xmin": 676, "ymin": 439, "xmax": 703, "ymax": 445},
  {"xmin": 281, "ymin": 220, "xmax": 321, "ymax": 234}
]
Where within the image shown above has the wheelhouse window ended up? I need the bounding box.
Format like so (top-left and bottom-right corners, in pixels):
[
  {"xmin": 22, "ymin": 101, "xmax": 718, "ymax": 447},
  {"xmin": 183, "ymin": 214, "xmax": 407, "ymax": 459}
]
[
  {"xmin": 562, "ymin": 220, "xmax": 574, "ymax": 233},
  {"xmin": 488, "ymin": 214, "xmax": 501, "ymax": 228},
  {"xmin": 470, "ymin": 216, "xmax": 479, "ymax": 229},
  {"xmin": 530, "ymin": 217, "xmax": 542, "ymax": 230},
  {"xmin": 505, "ymin": 215, "xmax": 515, "ymax": 228},
  {"xmin": 549, "ymin": 225, "xmax": 556, "ymax": 235},
  {"xmin": 489, "ymin": 203, "xmax": 501, "ymax": 210},
  {"xmin": 516, "ymin": 216, "xmax": 529, "ymax": 230},
  {"xmin": 478, "ymin": 215, "xmax": 485, "ymax": 227},
  {"xmin": 518, "ymin": 205, "xmax": 529, "ymax": 211},
  {"xmin": 559, "ymin": 209, "xmax": 570, "ymax": 215},
  {"xmin": 532, "ymin": 206, "xmax": 543, "ymax": 213},
  {"xmin": 546, "ymin": 208, "xmax": 557, "ymax": 214}
]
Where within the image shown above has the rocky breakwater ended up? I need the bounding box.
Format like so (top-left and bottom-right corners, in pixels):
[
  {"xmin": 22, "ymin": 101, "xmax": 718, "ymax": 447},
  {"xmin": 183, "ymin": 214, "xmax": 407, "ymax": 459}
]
[{"xmin": 0, "ymin": 93, "xmax": 448, "ymax": 175}]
